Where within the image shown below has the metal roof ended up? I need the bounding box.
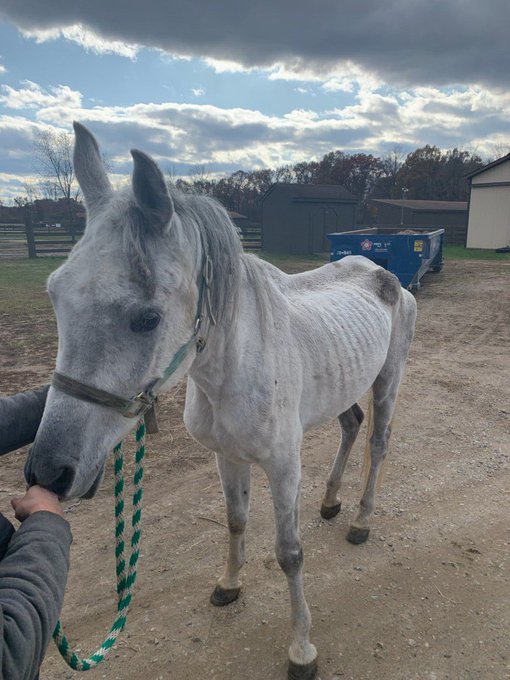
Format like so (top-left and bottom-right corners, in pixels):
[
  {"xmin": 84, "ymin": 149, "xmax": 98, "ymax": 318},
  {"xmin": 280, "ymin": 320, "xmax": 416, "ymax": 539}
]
[
  {"xmin": 261, "ymin": 183, "xmax": 357, "ymax": 203},
  {"xmin": 464, "ymin": 153, "xmax": 510, "ymax": 179},
  {"xmin": 371, "ymin": 198, "xmax": 468, "ymax": 212}
]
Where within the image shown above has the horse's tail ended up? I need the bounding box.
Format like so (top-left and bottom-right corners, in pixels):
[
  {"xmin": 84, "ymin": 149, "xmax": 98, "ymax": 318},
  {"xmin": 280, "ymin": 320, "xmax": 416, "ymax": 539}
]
[{"xmin": 361, "ymin": 391, "xmax": 394, "ymax": 491}]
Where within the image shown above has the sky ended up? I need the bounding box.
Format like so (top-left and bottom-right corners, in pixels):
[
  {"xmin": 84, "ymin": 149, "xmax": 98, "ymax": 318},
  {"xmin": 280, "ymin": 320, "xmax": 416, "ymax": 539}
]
[{"xmin": 0, "ymin": 0, "xmax": 509, "ymax": 203}]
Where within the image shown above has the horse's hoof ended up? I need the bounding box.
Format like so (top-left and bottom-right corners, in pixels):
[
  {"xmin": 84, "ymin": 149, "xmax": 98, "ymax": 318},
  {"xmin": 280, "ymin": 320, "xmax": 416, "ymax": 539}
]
[
  {"xmin": 210, "ymin": 585, "xmax": 241, "ymax": 607},
  {"xmin": 347, "ymin": 526, "xmax": 370, "ymax": 544},
  {"xmin": 320, "ymin": 502, "xmax": 341, "ymax": 520},
  {"xmin": 288, "ymin": 657, "xmax": 318, "ymax": 680}
]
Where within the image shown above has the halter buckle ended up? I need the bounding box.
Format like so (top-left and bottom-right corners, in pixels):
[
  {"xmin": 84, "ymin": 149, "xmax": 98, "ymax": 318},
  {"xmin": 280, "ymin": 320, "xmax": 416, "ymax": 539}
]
[
  {"xmin": 196, "ymin": 336, "xmax": 207, "ymax": 353},
  {"xmin": 121, "ymin": 391, "xmax": 155, "ymax": 418}
]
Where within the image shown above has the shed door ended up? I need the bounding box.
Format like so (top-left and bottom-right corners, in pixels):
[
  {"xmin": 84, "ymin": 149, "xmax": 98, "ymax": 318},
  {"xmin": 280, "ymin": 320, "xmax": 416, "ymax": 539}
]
[{"xmin": 322, "ymin": 207, "xmax": 338, "ymax": 251}]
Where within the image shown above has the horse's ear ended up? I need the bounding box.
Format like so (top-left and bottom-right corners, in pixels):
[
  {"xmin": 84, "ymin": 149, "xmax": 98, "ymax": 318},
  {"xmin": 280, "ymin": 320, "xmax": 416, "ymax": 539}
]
[
  {"xmin": 73, "ymin": 122, "xmax": 112, "ymax": 215},
  {"xmin": 131, "ymin": 150, "xmax": 174, "ymax": 233}
]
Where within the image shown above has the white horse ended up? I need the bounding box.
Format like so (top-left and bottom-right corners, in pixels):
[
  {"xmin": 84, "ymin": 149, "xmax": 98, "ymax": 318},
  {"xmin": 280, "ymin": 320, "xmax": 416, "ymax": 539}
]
[{"xmin": 26, "ymin": 123, "xmax": 417, "ymax": 679}]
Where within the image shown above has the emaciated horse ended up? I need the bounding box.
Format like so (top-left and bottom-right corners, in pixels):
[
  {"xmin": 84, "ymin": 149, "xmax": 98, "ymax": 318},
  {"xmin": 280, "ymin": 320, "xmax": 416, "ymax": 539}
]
[{"xmin": 25, "ymin": 123, "xmax": 417, "ymax": 679}]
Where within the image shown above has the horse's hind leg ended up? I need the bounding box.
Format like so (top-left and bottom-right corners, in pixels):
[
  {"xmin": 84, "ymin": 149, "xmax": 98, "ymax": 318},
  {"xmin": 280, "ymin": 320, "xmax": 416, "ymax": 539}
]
[
  {"xmin": 320, "ymin": 403, "xmax": 364, "ymax": 519},
  {"xmin": 347, "ymin": 387, "xmax": 394, "ymax": 544},
  {"xmin": 348, "ymin": 293, "xmax": 416, "ymax": 545},
  {"xmin": 210, "ymin": 455, "xmax": 251, "ymax": 606}
]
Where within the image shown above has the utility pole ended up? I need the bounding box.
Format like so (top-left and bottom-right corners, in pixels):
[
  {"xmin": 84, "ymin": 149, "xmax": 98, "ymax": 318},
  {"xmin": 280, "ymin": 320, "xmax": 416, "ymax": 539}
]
[
  {"xmin": 24, "ymin": 204, "xmax": 37, "ymax": 258},
  {"xmin": 400, "ymin": 187, "xmax": 408, "ymax": 225}
]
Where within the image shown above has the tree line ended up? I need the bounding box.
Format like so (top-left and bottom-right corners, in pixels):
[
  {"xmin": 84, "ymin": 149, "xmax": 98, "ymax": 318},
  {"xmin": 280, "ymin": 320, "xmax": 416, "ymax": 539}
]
[
  {"xmin": 175, "ymin": 145, "xmax": 484, "ymax": 222},
  {"xmin": 7, "ymin": 129, "xmax": 487, "ymax": 226}
]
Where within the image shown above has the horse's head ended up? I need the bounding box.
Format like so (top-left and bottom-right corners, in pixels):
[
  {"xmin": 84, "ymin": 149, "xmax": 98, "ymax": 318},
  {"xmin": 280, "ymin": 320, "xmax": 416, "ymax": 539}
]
[{"xmin": 25, "ymin": 123, "xmax": 202, "ymax": 498}]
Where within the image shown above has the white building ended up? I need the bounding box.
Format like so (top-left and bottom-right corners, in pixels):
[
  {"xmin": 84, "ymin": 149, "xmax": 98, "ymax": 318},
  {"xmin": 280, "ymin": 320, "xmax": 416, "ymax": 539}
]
[{"xmin": 466, "ymin": 154, "xmax": 510, "ymax": 249}]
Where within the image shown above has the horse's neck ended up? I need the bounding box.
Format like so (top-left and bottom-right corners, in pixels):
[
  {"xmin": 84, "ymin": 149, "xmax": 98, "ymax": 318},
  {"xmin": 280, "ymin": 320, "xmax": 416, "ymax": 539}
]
[{"xmin": 188, "ymin": 254, "xmax": 273, "ymax": 394}]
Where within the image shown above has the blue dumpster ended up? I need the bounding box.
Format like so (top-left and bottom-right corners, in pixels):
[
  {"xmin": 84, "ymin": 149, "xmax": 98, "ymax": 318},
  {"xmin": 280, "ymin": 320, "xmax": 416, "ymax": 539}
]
[{"xmin": 327, "ymin": 227, "xmax": 445, "ymax": 290}]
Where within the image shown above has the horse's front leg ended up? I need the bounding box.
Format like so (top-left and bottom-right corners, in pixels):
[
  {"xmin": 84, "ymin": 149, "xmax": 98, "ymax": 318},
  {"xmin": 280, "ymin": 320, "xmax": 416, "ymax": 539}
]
[
  {"xmin": 210, "ymin": 454, "xmax": 251, "ymax": 606},
  {"xmin": 264, "ymin": 454, "xmax": 318, "ymax": 680}
]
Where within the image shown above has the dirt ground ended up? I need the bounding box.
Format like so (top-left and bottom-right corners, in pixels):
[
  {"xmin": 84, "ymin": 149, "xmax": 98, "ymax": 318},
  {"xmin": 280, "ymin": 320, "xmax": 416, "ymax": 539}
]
[{"xmin": 0, "ymin": 259, "xmax": 509, "ymax": 680}]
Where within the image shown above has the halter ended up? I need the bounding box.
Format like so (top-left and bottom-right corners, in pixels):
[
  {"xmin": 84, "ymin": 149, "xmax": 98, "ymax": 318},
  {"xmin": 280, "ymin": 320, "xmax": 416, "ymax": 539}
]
[{"xmin": 52, "ymin": 251, "xmax": 215, "ymax": 434}]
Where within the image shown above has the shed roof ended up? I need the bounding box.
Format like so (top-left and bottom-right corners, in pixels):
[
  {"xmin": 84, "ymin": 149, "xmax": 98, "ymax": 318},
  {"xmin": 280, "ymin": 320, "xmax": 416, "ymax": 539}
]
[
  {"xmin": 464, "ymin": 153, "xmax": 510, "ymax": 179},
  {"xmin": 261, "ymin": 183, "xmax": 357, "ymax": 203},
  {"xmin": 371, "ymin": 198, "xmax": 467, "ymax": 212}
]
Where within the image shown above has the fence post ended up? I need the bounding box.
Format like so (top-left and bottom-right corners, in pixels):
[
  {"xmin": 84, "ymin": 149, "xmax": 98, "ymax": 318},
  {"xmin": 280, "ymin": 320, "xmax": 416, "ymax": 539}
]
[{"xmin": 24, "ymin": 205, "xmax": 37, "ymax": 258}]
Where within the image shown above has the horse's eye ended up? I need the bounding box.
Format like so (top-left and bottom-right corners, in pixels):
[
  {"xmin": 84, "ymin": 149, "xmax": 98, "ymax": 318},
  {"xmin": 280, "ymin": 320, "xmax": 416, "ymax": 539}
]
[{"xmin": 130, "ymin": 310, "xmax": 161, "ymax": 333}]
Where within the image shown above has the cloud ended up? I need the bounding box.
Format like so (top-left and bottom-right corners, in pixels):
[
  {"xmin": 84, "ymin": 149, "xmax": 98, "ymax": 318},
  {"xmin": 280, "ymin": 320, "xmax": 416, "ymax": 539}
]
[
  {"xmin": 19, "ymin": 24, "xmax": 138, "ymax": 58},
  {"xmin": 1, "ymin": 77, "xmax": 510, "ymax": 202},
  {"xmin": 191, "ymin": 87, "xmax": 205, "ymax": 97},
  {"xmin": 204, "ymin": 58, "xmax": 252, "ymax": 74},
  {"xmin": 0, "ymin": 1, "xmax": 508, "ymax": 88},
  {"xmin": 0, "ymin": 80, "xmax": 83, "ymax": 111}
]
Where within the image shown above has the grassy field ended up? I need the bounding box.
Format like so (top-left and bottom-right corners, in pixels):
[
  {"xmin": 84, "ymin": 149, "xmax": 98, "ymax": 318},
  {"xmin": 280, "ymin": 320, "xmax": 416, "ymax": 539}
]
[
  {"xmin": 0, "ymin": 257, "xmax": 64, "ymax": 314},
  {"xmin": 442, "ymin": 244, "xmax": 510, "ymax": 261},
  {"xmin": 0, "ymin": 258, "xmax": 65, "ymax": 370}
]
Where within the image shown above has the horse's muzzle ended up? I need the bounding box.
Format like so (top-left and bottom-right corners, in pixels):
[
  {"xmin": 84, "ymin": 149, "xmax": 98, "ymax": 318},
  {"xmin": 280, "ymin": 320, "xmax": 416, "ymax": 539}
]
[
  {"xmin": 24, "ymin": 445, "xmax": 77, "ymax": 497},
  {"xmin": 25, "ymin": 444, "xmax": 106, "ymax": 499}
]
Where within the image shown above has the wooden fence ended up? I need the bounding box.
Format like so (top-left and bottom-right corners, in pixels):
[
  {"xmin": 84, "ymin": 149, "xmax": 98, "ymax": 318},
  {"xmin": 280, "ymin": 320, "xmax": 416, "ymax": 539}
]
[
  {"xmin": 0, "ymin": 214, "xmax": 82, "ymax": 258},
  {"xmin": 239, "ymin": 224, "xmax": 261, "ymax": 251},
  {"xmin": 0, "ymin": 219, "xmax": 261, "ymax": 258}
]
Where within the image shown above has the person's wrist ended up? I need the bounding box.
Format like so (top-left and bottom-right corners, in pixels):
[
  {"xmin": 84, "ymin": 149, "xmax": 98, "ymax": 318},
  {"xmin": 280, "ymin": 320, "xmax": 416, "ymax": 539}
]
[
  {"xmin": 30, "ymin": 505, "xmax": 64, "ymax": 518},
  {"xmin": 29, "ymin": 507, "xmax": 64, "ymax": 517}
]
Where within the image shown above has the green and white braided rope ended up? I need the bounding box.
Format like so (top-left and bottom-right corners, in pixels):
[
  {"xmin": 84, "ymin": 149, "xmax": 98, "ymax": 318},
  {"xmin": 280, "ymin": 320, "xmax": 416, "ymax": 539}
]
[{"xmin": 53, "ymin": 420, "xmax": 145, "ymax": 671}]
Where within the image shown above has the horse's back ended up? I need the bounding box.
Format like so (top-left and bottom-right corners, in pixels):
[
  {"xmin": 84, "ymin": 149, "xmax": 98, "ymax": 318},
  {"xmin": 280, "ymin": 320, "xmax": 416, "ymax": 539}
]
[{"xmin": 288, "ymin": 255, "xmax": 402, "ymax": 308}]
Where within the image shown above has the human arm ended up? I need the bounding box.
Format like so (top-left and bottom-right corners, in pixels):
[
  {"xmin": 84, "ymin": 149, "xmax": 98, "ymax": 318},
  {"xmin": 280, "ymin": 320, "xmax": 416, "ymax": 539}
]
[
  {"xmin": 0, "ymin": 487, "xmax": 72, "ymax": 680},
  {"xmin": 0, "ymin": 515, "xmax": 14, "ymax": 562},
  {"xmin": 0, "ymin": 386, "xmax": 49, "ymax": 456}
]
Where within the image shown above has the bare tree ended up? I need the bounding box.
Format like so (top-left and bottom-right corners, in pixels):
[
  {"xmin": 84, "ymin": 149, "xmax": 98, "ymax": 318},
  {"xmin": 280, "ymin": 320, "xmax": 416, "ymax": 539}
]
[
  {"xmin": 272, "ymin": 165, "xmax": 294, "ymax": 183},
  {"xmin": 22, "ymin": 181, "xmax": 40, "ymax": 204},
  {"xmin": 166, "ymin": 165, "xmax": 179, "ymax": 186},
  {"xmin": 486, "ymin": 142, "xmax": 510, "ymax": 162},
  {"xmin": 38, "ymin": 180, "xmax": 59, "ymax": 201},
  {"xmin": 34, "ymin": 129, "xmax": 80, "ymax": 240}
]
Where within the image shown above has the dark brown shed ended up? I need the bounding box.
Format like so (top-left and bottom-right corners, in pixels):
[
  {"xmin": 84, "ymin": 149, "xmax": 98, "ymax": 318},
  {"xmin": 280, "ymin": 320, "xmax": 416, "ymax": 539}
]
[{"xmin": 261, "ymin": 184, "xmax": 358, "ymax": 254}]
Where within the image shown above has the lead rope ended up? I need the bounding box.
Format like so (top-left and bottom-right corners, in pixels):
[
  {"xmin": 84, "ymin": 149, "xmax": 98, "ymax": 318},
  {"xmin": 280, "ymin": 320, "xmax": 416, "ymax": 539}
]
[{"xmin": 52, "ymin": 419, "xmax": 145, "ymax": 670}]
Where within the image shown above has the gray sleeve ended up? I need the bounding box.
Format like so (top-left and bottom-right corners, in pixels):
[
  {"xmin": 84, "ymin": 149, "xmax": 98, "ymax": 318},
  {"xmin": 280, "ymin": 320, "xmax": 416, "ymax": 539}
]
[
  {"xmin": 0, "ymin": 386, "xmax": 49, "ymax": 456},
  {"xmin": 0, "ymin": 511, "xmax": 72, "ymax": 680}
]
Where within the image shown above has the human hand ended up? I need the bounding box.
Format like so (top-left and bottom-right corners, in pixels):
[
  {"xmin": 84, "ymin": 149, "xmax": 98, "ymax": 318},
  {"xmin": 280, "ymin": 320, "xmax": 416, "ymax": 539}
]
[{"xmin": 11, "ymin": 485, "xmax": 64, "ymax": 522}]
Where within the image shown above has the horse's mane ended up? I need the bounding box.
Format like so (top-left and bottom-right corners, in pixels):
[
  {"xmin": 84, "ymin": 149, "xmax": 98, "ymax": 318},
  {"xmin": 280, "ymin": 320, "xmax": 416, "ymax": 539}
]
[
  {"xmin": 103, "ymin": 182, "xmax": 273, "ymax": 334},
  {"xmin": 169, "ymin": 187, "xmax": 244, "ymax": 326},
  {"xmin": 114, "ymin": 185, "xmax": 245, "ymax": 326}
]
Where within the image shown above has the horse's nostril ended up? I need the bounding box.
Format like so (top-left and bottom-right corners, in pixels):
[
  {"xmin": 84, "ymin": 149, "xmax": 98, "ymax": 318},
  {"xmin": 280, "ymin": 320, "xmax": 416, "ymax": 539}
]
[{"xmin": 45, "ymin": 466, "xmax": 76, "ymax": 497}]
